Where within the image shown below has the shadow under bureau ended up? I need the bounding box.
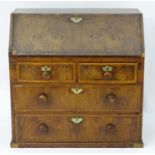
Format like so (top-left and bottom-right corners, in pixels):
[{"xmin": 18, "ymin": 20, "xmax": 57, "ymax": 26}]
[{"xmin": 9, "ymin": 9, "xmax": 144, "ymax": 148}]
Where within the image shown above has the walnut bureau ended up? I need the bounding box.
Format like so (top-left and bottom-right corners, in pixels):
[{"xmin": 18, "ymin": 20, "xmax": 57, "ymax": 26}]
[{"xmin": 9, "ymin": 9, "xmax": 144, "ymax": 148}]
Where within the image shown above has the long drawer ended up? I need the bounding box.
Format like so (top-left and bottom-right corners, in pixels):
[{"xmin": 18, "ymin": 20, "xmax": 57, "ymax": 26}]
[
  {"xmin": 15, "ymin": 114, "xmax": 141, "ymax": 143},
  {"xmin": 13, "ymin": 85, "xmax": 141, "ymax": 113}
]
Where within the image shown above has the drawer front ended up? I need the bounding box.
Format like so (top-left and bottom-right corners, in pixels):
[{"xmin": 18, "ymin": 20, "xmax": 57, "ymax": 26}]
[
  {"xmin": 79, "ymin": 63, "xmax": 138, "ymax": 83},
  {"xmin": 17, "ymin": 62, "xmax": 75, "ymax": 82},
  {"xmin": 15, "ymin": 114, "xmax": 140, "ymax": 143},
  {"xmin": 13, "ymin": 85, "xmax": 141, "ymax": 113}
]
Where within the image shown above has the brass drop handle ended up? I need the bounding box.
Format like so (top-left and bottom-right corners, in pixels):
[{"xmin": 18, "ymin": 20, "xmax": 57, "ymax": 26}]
[
  {"xmin": 70, "ymin": 16, "xmax": 83, "ymax": 23},
  {"xmin": 38, "ymin": 94, "xmax": 48, "ymax": 104},
  {"xmin": 106, "ymin": 94, "xmax": 117, "ymax": 103},
  {"xmin": 40, "ymin": 65, "xmax": 51, "ymax": 80},
  {"xmin": 102, "ymin": 66, "xmax": 113, "ymax": 80},
  {"xmin": 71, "ymin": 117, "xmax": 83, "ymax": 124},
  {"xmin": 71, "ymin": 88, "xmax": 83, "ymax": 94},
  {"xmin": 39, "ymin": 123, "xmax": 48, "ymax": 133},
  {"xmin": 105, "ymin": 123, "xmax": 116, "ymax": 132}
]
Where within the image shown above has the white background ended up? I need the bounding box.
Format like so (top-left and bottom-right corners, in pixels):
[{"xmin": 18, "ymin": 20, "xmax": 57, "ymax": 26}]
[{"xmin": 0, "ymin": 1, "xmax": 155, "ymax": 154}]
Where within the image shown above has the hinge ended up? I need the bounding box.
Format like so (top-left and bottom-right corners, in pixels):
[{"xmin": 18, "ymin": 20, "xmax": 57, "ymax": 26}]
[
  {"xmin": 12, "ymin": 49, "xmax": 16, "ymax": 55},
  {"xmin": 141, "ymin": 52, "xmax": 144, "ymax": 58}
]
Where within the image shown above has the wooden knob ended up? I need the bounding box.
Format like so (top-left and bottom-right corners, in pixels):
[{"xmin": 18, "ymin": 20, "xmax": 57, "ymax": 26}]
[
  {"xmin": 106, "ymin": 123, "xmax": 115, "ymax": 132},
  {"xmin": 38, "ymin": 94, "xmax": 48, "ymax": 104},
  {"xmin": 106, "ymin": 94, "xmax": 116, "ymax": 103},
  {"xmin": 103, "ymin": 72, "xmax": 112, "ymax": 80},
  {"xmin": 42, "ymin": 71, "xmax": 51, "ymax": 80},
  {"xmin": 39, "ymin": 123, "xmax": 48, "ymax": 133}
]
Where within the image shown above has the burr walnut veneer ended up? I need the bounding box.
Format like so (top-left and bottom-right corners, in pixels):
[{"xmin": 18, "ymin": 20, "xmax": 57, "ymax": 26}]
[{"xmin": 9, "ymin": 9, "xmax": 144, "ymax": 148}]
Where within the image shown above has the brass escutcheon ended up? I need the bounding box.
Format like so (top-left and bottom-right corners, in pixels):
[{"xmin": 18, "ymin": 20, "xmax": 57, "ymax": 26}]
[
  {"xmin": 40, "ymin": 65, "xmax": 51, "ymax": 72},
  {"xmin": 71, "ymin": 88, "xmax": 83, "ymax": 94},
  {"xmin": 71, "ymin": 117, "xmax": 83, "ymax": 124},
  {"xmin": 70, "ymin": 16, "xmax": 83, "ymax": 23},
  {"xmin": 102, "ymin": 66, "xmax": 113, "ymax": 72}
]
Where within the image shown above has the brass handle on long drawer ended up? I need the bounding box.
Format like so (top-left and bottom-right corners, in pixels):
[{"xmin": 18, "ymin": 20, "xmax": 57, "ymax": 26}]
[
  {"xmin": 70, "ymin": 16, "xmax": 83, "ymax": 23},
  {"xmin": 71, "ymin": 88, "xmax": 83, "ymax": 94},
  {"xmin": 40, "ymin": 65, "xmax": 51, "ymax": 80},
  {"xmin": 71, "ymin": 117, "xmax": 83, "ymax": 124}
]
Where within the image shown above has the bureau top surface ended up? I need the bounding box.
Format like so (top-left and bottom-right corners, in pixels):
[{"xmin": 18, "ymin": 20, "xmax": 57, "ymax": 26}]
[
  {"xmin": 13, "ymin": 8, "xmax": 141, "ymax": 14},
  {"xmin": 10, "ymin": 8, "xmax": 144, "ymax": 56}
]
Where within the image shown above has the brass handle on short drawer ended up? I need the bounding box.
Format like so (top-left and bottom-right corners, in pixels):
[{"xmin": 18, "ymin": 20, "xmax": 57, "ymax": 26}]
[
  {"xmin": 38, "ymin": 94, "xmax": 48, "ymax": 104},
  {"xmin": 70, "ymin": 16, "xmax": 83, "ymax": 23},
  {"xmin": 102, "ymin": 66, "xmax": 113, "ymax": 80},
  {"xmin": 40, "ymin": 65, "xmax": 51, "ymax": 80},
  {"xmin": 71, "ymin": 117, "xmax": 83, "ymax": 124},
  {"xmin": 39, "ymin": 123, "xmax": 49, "ymax": 133},
  {"xmin": 71, "ymin": 88, "xmax": 83, "ymax": 94}
]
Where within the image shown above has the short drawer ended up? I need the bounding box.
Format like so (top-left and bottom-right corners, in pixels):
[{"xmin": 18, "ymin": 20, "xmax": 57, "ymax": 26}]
[
  {"xmin": 79, "ymin": 63, "xmax": 138, "ymax": 83},
  {"xmin": 13, "ymin": 85, "xmax": 141, "ymax": 113},
  {"xmin": 15, "ymin": 114, "xmax": 141, "ymax": 143},
  {"xmin": 17, "ymin": 62, "xmax": 75, "ymax": 82}
]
